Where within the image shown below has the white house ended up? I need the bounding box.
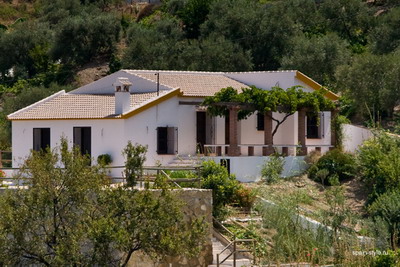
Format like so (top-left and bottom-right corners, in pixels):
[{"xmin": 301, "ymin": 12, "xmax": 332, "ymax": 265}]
[{"xmin": 8, "ymin": 70, "xmax": 341, "ymax": 181}]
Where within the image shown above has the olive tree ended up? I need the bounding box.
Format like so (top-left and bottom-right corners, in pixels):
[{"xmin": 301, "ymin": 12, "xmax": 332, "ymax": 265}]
[{"xmin": 0, "ymin": 139, "xmax": 206, "ymax": 266}]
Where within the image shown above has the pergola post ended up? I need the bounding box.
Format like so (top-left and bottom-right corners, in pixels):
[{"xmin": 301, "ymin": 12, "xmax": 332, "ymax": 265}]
[
  {"xmin": 330, "ymin": 109, "xmax": 339, "ymax": 150},
  {"xmin": 227, "ymin": 106, "xmax": 241, "ymax": 156},
  {"xmin": 263, "ymin": 111, "xmax": 274, "ymax": 156},
  {"xmin": 298, "ymin": 108, "xmax": 307, "ymax": 156}
]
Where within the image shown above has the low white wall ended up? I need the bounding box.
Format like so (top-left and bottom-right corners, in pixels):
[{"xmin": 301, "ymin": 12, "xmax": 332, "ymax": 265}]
[
  {"xmin": 343, "ymin": 124, "xmax": 373, "ymax": 153},
  {"xmin": 207, "ymin": 156, "xmax": 308, "ymax": 183}
]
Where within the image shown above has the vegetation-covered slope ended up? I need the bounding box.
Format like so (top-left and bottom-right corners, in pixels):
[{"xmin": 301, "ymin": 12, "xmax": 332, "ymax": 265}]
[{"xmin": 0, "ymin": 0, "xmax": 400, "ymax": 149}]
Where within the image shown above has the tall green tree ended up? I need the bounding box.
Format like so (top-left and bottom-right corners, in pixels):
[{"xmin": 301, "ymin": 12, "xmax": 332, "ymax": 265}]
[
  {"xmin": 369, "ymin": 7, "xmax": 400, "ymax": 55},
  {"xmin": 320, "ymin": 0, "xmax": 372, "ymax": 52},
  {"xmin": 280, "ymin": 33, "xmax": 350, "ymax": 85},
  {"xmin": 336, "ymin": 52, "xmax": 400, "ymax": 120}
]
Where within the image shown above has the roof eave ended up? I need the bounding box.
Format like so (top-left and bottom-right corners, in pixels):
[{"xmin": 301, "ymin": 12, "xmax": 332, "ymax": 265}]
[{"xmin": 295, "ymin": 71, "xmax": 339, "ymax": 101}]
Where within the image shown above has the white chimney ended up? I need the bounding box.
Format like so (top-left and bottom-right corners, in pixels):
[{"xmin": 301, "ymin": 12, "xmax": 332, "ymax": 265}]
[{"xmin": 113, "ymin": 77, "xmax": 132, "ymax": 114}]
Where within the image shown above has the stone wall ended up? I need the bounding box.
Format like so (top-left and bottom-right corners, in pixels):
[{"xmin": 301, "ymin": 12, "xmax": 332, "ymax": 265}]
[{"xmin": 127, "ymin": 189, "xmax": 213, "ymax": 267}]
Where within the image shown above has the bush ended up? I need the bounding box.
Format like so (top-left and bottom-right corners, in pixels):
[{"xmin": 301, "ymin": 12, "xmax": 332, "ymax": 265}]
[
  {"xmin": 308, "ymin": 149, "xmax": 356, "ymax": 185},
  {"xmin": 97, "ymin": 153, "xmax": 112, "ymax": 166},
  {"xmin": 200, "ymin": 160, "xmax": 241, "ymax": 219},
  {"xmin": 371, "ymin": 250, "xmax": 400, "ymax": 267},
  {"xmin": 261, "ymin": 155, "xmax": 284, "ymax": 184},
  {"xmin": 358, "ymin": 133, "xmax": 400, "ymax": 201},
  {"xmin": 234, "ymin": 187, "xmax": 256, "ymax": 209},
  {"xmin": 122, "ymin": 142, "xmax": 147, "ymax": 187},
  {"xmin": 368, "ymin": 190, "xmax": 400, "ymax": 250}
]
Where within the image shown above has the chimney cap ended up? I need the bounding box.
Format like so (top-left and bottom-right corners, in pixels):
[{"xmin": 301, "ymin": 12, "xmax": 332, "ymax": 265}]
[{"xmin": 113, "ymin": 77, "xmax": 132, "ymax": 86}]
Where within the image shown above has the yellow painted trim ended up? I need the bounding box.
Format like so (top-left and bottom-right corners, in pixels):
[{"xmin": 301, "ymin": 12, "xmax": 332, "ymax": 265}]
[
  {"xmin": 9, "ymin": 117, "xmax": 117, "ymax": 121},
  {"xmin": 295, "ymin": 71, "xmax": 339, "ymax": 101},
  {"xmin": 120, "ymin": 88, "xmax": 181, "ymax": 119},
  {"xmin": 9, "ymin": 88, "xmax": 182, "ymax": 121}
]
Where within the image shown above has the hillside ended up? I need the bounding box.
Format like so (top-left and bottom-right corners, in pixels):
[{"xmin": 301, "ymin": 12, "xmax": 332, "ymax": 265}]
[{"xmin": 0, "ymin": 0, "xmax": 400, "ymax": 149}]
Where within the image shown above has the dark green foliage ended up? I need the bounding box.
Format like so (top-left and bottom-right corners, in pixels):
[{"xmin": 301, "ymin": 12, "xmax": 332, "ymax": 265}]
[
  {"xmin": 122, "ymin": 19, "xmax": 252, "ymax": 71},
  {"xmin": 335, "ymin": 52, "xmax": 400, "ymax": 121},
  {"xmin": 97, "ymin": 153, "xmax": 112, "ymax": 166},
  {"xmin": 51, "ymin": 13, "xmax": 120, "ymax": 65},
  {"xmin": 369, "ymin": 190, "xmax": 400, "ymax": 250},
  {"xmin": 320, "ymin": 0, "xmax": 372, "ymax": 50},
  {"xmin": 280, "ymin": 33, "xmax": 350, "ymax": 85},
  {"xmin": 358, "ymin": 133, "xmax": 400, "ymax": 202},
  {"xmin": 371, "ymin": 249, "xmax": 400, "ymax": 267},
  {"xmin": 166, "ymin": 0, "xmax": 212, "ymax": 39},
  {"xmin": 200, "ymin": 160, "xmax": 240, "ymax": 218},
  {"xmin": 369, "ymin": 7, "xmax": 400, "ymax": 55},
  {"xmin": 309, "ymin": 149, "xmax": 356, "ymax": 185},
  {"xmin": 202, "ymin": 0, "xmax": 298, "ymax": 70},
  {"xmin": 0, "ymin": 22, "xmax": 51, "ymax": 79}
]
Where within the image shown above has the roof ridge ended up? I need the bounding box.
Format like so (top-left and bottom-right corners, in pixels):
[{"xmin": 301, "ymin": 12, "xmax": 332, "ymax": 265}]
[
  {"xmin": 130, "ymin": 72, "xmax": 176, "ymax": 91},
  {"xmin": 124, "ymin": 69, "xmax": 225, "ymax": 75},
  {"xmin": 7, "ymin": 90, "xmax": 66, "ymax": 120}
]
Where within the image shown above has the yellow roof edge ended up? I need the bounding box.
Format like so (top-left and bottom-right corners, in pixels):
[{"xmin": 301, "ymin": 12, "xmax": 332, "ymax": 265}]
[
  {"xmin": 295, "ymin": 71, "xmax": 339, "ymax": 101},
  {"xmin": 120, "ymin": 88, "xmax": 181, "ymax": 119}
]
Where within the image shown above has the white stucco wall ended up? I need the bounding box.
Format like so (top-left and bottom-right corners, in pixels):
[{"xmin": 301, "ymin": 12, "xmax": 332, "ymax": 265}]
[
  {"xmin": 207, "ymin": 156, "xmax": 308, "ymax": 183},
  {"xmin": 343, "ymin": 124, "xmax": 373, "ymax": 153},
  {"xmin": 12, "ymin": 119, "xmax": 126, "ymax": 176}
]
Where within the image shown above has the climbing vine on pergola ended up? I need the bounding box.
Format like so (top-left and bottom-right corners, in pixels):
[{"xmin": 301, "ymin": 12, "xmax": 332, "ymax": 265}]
[{"xmin": 202, "ymin": 85, "xmax": 336, "ymax": 138}]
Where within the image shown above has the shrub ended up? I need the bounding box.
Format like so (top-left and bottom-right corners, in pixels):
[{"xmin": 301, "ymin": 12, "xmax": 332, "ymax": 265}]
[
  {"xmin": 368, "ymin": 190, "xmax": 400, "ymax": 250},
  {"xmin": 358, "ymin": 133, "xmax": 400, "ymax": 201},
  {"xmin": 234, "ymin": 187, "xmax": 256, "ymax": 209},
  {"xmin": 261, "ymin": 155, "xmax": 284, "ymax": 184},
  {"xmin": 0, "ymin": 170, "xmax": 4, "ymax": 178},
  {"xmin": 308, "ymin": 149, "xmax": 356, "ymax": 185},
  {"xmin": 97, "ymin": 153, "xmax": 112, "ymax": 166},
  {"xmin": 122, "ymin": 142, "xmax": 147, "ymax": 187},
  {"xmin": 371, "ymin": 250, "xmax": 400, "ymax": 267},
  {"xmin": 200, "ymin": 160, "xmax": 240, "ymax": 218}
]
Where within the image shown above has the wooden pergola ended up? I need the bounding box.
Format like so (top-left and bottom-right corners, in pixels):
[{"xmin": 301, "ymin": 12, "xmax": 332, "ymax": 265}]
[{"xmin": 212, "ymin": 103, "xmax": 338, "ymax": 157}]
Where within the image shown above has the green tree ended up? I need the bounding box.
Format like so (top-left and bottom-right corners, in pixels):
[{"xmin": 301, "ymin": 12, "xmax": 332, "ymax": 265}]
[
  {"xmin": 320, "ymin": 0, "xmax": 372, "ymax": 52},
  {"xmin": 201, "ymin": 0, "xmax": 298, "ymax": 70},
  {"xmin": 0, "ymin": 22, "xmax": 51, "ymax": 79},
  {"xmin": 280, "ymin": 33, "xmax": 350, "ymax": 85},
  {"xmin": 336, "ymin": 52, "xmax": 400, "ymax": 120},
  {"xmin": 0, "ymin": 139, "xmax": 206, "ymax": 265},
  {"xmin": 51, "ymin": 13, "xmax": 120, "ymax": 65},
  {"xmin": 369, "ymin": 7, "xmax": 400, "ymax": 55}
]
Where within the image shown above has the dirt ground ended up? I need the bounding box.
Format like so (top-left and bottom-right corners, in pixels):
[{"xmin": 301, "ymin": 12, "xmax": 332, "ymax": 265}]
[{"xmin": 245, "ymin": 174, "xmax": 369, "ymax": 217}]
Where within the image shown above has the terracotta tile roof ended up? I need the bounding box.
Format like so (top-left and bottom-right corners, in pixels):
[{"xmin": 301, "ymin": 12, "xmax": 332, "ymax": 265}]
[
  {"xmin": 8, "ymin": 92, "xmax": 159, "ymax": 120},
  {"xmin": 131, "ymin": 72, "xmax": 249, "ymax": 96}
]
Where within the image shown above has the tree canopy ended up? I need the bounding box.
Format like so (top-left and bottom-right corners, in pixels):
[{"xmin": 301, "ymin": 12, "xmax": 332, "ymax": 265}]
[{"xmin": 0, "ymin": 139, "xmax": 206, "ymax": 265}]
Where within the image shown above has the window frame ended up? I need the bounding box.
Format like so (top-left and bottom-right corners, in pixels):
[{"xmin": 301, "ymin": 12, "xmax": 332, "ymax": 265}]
[
  {"xmin": 33, "ymin": 128, "xmax": 51, "ymax": 152},
  {"xmin": 157, "ymin": 126, "xmax": 178, "ymax": 155},
  {"xmin": 306, "ymin": 112, "xmax": 324, "ymax": 139},
  {"xmin": 73, "ymin": 127, "xmax": 92, "ymax": 156}
]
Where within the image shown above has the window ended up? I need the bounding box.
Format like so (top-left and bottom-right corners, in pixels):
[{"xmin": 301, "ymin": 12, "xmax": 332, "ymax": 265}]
[
  {"xmin": 33, "ymin": 128, "xmax": 50, "ymax": 151},
  {"xmin": 157, "ymin": 127, "xmax": 177, "ymax": 154},
  {"xmin": 257, "ymin": 112, "xmax": 264, "ymax": 131},
  {"xmin": 73, "ymin": 127, "xmax": 91, "ymax": 156},
  {"xmin": 307, "ymin": 113, "xmax": 323, "ymax": 139}
]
